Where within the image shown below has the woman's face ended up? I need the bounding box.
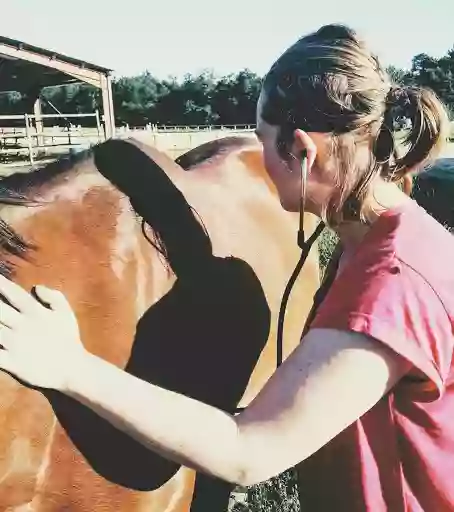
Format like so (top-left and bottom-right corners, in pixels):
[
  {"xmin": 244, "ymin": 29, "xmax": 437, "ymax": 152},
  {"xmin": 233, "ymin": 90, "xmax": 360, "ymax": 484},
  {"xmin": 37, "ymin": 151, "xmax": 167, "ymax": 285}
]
[{"xmin": 255, "ymin": 91, "xmax": 333, "ymax": 216}]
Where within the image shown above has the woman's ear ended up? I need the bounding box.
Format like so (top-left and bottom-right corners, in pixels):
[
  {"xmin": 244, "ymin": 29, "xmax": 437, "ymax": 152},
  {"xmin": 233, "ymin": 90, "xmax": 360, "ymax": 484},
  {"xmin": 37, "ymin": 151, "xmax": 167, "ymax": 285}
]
[{"xmin": 292, "ymin": 129, "xmax": 317, "ymax": 172}]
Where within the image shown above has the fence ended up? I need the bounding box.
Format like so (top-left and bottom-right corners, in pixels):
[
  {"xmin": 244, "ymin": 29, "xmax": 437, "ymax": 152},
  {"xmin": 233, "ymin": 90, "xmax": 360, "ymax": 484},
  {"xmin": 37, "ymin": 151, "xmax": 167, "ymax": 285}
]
[
  {"xmin": 115, "ymin": 123, "xmax": 256, "ymax": 159},
  {"xmin": 134, "ymin": 123, "xmax": 255, "ymax": 132},
  {"xmin": 0, "ymin": 111, "xmax": 104, "ymax": 166},
  {"xmin": 0, "ymin": 117, "xmax": 256, "ymax": 167}
]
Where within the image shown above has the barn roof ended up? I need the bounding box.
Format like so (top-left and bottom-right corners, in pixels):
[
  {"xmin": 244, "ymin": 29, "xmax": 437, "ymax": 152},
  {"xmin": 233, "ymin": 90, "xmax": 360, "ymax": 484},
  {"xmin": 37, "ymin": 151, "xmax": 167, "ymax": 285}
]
[{"xmin": 0, "ymin": 35, "xmax": 113, "ymax": 93}]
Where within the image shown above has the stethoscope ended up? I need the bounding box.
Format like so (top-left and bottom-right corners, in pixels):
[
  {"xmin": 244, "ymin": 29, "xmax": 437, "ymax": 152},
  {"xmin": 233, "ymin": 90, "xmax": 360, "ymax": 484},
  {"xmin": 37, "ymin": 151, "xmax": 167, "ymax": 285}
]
[{"xmin": 276, "ymin": 151, "xmax": 325, "ymax": 367}]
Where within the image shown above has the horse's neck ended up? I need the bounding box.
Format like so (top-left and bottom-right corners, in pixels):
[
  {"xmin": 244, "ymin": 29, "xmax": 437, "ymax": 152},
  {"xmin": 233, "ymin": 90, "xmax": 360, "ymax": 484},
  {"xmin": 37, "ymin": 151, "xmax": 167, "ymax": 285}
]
[
  {"xmin": 5, "ymin": 171, "xmax": 173, "ymax": 366},
  {"xmin": 0, "ymin": 163, "xmax": 194, "ymax": 510}
]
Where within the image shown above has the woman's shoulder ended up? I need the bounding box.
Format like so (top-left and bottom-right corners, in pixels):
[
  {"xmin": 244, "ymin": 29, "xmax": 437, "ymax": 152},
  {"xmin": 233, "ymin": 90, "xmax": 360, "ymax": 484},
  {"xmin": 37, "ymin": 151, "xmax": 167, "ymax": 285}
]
[
  {"xmin": 359, "ymin": 198, "xmax": 454, "ymax": 314},
  {"xmin": 313, "ymin": 196, "xmax": 454, "ymax": 337},
  {"xmin": 311, "ymin": 200, "xmax": 454, "ymax": 402}
]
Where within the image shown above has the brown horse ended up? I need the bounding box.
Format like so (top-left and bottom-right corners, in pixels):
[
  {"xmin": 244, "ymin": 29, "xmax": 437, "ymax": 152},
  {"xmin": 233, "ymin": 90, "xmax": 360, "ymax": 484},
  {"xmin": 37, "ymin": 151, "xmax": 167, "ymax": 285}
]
[{"xmin": 0, "ymin": 135, "xmax": 320, "ymax": 511}]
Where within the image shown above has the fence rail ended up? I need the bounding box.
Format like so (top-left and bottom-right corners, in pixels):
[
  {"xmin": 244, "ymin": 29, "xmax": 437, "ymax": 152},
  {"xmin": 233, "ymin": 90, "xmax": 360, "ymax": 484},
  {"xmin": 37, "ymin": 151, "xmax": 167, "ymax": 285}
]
[
  {"xmin": 0, "ymin": 118, "xmax": 257, "ymax": 167},
  {"xmin": 118, "ymin": 123, "xmax": 256, "ymax": 133},
  {"xmin": 0, "ymin": 111, "xmax": 104, "ymax": 166}
]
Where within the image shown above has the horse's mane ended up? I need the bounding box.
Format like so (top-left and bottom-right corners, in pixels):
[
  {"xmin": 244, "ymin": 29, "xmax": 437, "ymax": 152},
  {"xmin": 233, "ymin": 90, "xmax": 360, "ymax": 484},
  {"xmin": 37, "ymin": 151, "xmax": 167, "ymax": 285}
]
[
  {"xmin": 174, "ymin": 135, "xmax": 255, "ymax": 170},
  {"xmin": 0, "ymin": 149, "xmax": 96, "ymax": 277},
  {"xmin": 0, "ymin": 148, "xmax": 92, "ymax": 194},
  {"xmin": 0, "ymin": 136, "xmax": 255, "ymax": 278}
]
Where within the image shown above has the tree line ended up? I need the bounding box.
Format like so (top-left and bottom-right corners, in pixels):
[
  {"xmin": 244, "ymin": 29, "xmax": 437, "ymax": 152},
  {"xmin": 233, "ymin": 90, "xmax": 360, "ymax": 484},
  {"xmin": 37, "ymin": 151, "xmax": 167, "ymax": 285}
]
[{"xmin": 0, "ymin": 46, "xmax": 453, "ymax": 127}]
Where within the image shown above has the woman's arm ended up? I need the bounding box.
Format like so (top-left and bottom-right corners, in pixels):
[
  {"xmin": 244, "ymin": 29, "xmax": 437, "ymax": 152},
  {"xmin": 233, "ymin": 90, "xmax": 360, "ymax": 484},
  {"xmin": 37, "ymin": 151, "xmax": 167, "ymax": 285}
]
[
  {"xmin": 65, "ymin": 328, "xmax": 410, "ymax": 486},
  {"xmin": 0, "ymin": 278, "xmax": 410, "ymax": 486}
]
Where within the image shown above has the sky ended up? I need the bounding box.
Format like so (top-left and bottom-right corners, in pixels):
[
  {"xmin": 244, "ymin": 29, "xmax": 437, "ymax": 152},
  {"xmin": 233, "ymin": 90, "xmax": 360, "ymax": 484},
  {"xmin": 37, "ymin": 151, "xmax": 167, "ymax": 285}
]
[{"xmin": 1, "ymin": 0, "xmax": 453, "ymax": 80}]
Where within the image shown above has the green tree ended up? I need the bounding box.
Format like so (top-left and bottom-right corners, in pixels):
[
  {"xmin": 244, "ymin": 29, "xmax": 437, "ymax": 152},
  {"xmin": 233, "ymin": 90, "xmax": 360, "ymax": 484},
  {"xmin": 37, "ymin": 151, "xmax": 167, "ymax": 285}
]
[
  {"xmin": 211, "ymin": 69, "xmax": 261, "ymax": 125},
  {"xmin": 408, "ymin": 51, "xmax": 454, "ymax": 115},
  {"xmin": 0, "ymin": 45, "xmax": 452, "ymax": 127},
  {"xmin": 112, "ymin": 71, "xmax": 161, "ymax": 126},
  {"xmin": 386, "ymin": 65, "xmax": 411, "ymax": 85}
]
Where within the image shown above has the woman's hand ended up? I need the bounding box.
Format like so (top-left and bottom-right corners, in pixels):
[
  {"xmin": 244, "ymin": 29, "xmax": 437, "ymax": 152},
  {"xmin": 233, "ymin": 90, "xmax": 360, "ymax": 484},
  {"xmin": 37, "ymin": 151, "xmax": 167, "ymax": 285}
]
[{"xmin": 0, "ymin": 275, "xmax": 87, "ymax": 391}]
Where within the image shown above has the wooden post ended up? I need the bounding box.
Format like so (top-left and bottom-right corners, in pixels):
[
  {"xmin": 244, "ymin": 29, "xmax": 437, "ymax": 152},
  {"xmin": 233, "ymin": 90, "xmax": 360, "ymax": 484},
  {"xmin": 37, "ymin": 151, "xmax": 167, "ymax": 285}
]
[
  {"xmin": 95, "ymin": 109, "xmax": 102, "ymax": 142},
  {"xmin": 33, "ymin": 97, "xmax": 44, "ymax": 147},
  {"xmin": 24, "ymin": 114, "xmax": 34, "ymax": 165},
  {"xmin": 101, "ymin": 74, "xmax": 115, "ymax": 139}
]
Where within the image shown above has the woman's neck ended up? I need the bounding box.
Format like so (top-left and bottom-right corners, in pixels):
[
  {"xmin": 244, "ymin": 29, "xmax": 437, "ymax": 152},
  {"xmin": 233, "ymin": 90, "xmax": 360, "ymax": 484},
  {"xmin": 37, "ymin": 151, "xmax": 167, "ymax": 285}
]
[{"xmin": 334, "ymin": 179, "xmax": 412, "ymax": 253}]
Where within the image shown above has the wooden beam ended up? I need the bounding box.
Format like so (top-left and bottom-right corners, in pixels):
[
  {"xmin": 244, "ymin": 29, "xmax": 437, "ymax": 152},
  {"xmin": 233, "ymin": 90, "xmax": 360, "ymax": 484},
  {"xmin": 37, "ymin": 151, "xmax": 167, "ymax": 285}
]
[
  {"xmin": 0, "ymin": 41, "xmax": 103, "ymax": 86},
  {"xmin": 61, "ymin": 70, "xmax": 101, "ymax": 88},
  {"xmin": 100, "ymin": 74, "xmax": 115, "ymax": 139}
]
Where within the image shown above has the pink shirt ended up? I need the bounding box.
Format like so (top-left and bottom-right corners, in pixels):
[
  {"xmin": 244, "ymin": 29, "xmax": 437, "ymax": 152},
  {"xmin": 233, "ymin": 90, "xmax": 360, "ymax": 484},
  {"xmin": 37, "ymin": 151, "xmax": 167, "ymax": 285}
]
[{"xmin": 298, "ymin": 199, "xmax": 454, "ymax": 511}]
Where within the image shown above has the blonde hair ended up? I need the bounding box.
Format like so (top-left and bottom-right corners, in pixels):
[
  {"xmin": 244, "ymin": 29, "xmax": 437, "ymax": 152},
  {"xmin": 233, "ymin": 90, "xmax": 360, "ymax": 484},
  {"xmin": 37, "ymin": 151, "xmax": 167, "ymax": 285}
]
[{"xmin": 261, "ymin": 24, "xmax": 450, "ymax": 227}]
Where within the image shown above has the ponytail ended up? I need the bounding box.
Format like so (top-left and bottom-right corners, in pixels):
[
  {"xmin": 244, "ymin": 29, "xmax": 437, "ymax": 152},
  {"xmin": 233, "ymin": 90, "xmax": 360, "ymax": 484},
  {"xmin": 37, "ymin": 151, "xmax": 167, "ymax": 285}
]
[{"xmin": 377, "ymin": 86, "xmax": 450, "ymax": 184}]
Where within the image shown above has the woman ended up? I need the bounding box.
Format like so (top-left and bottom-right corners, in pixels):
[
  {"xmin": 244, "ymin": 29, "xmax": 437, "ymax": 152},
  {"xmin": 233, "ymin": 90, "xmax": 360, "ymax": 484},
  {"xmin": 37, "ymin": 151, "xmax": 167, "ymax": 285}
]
[{"xmin": 0, "ymin": 24, "xmax": 453, "ymax": 511}]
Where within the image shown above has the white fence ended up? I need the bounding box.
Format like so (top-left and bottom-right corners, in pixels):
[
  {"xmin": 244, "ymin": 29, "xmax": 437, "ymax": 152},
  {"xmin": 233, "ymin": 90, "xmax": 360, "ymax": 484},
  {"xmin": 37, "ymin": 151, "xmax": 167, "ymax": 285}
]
[
  {"xmin": 119, "ymin": 123, "xmax": 255, "ymax": 132},
  {"xmin": 0, "ymin": 117, "xmax": 256, "ymax": 167},
  {"xmin": 0, "ymin": 111, "xmax": 104, "ymax": 165}
]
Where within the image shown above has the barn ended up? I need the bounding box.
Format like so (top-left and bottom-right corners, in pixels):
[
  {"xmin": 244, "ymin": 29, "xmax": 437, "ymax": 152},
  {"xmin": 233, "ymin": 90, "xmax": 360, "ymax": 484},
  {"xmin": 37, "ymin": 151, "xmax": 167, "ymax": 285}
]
[{"xmin": 0, "ymin": 35, "xmax": 115, "ymax": 166}]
